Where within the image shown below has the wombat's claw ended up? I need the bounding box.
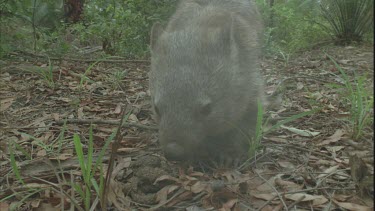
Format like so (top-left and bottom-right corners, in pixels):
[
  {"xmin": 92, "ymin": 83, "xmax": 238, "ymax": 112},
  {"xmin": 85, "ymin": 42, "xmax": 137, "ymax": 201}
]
[
  {"xmin": 208, "ymin": 158, "xmax": 219, "ymax": 169},
  {"xmin": 216, "ymin": 154, "xmax": 243, "ymax": 168},
  {"xmin": 216, "ymin": 155, "xmax": 232, "ymax": 168}
]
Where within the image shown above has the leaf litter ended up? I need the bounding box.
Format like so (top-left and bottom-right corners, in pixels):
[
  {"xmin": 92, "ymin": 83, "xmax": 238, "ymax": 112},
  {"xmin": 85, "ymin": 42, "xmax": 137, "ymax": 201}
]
[{"xmin": 0, "ymin": 45, "xmax": 373, "ymax": 210}]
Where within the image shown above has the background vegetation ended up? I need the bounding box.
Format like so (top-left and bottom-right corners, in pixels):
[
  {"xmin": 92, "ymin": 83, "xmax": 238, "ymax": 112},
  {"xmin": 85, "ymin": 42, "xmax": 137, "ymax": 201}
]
[{"xmin": 0, "ymin": 0, "xmax": 373, "ymax": 58}]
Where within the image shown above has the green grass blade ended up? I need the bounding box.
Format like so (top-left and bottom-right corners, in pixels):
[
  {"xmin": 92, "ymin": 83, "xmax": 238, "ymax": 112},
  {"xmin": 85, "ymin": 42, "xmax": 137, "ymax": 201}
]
[
  {"xmin": 73, "ymin": 134, "xmax": 87, "ymax": 176},
  {"xmin": 9, "ymin": 144, "xmax": 24, "ymax": 185},
  {"xmin": 265, "ymin": 109, "xmax": 318, "ymax": 134}
]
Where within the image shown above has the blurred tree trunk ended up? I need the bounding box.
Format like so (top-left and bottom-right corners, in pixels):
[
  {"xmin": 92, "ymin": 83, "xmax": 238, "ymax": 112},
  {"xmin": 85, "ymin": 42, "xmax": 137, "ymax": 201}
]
[
  {"xmin": 64, "ymin": 0, "xmax": 84, "ymax": 23},
  {"xmin": 269, "ymin": 0, "xmax": 275, "ymax": 28}
]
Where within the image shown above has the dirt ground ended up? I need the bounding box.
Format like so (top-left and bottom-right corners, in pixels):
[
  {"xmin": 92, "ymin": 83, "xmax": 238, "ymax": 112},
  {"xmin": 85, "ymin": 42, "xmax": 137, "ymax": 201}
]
[{"xmin": 0, "ymin": 43, "xmax": 373, "ymax": 210}]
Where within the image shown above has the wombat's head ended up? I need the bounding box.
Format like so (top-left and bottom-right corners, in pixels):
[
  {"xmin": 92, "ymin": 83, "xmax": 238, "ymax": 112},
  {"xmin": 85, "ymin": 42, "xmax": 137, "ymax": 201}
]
[{"xmin": 149, "ymin": 18, "xmax": 258, "ymax": 161}]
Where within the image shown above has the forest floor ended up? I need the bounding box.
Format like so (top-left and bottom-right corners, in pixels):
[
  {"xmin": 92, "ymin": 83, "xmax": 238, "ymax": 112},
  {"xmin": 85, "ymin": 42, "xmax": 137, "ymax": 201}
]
[{"xmin": 0, "ymin": 43, "xmax": 373, "ymax": 211}]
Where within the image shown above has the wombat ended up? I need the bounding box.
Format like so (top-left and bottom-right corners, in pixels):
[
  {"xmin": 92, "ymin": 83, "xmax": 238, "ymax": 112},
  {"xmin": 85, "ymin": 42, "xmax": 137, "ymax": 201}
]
[{"xmin": 149, "ymin": 0, "xmax": 264, "ymax": 165}]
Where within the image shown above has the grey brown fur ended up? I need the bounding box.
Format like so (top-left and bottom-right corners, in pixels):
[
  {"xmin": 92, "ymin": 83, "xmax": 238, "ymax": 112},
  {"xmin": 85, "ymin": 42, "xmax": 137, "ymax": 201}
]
[{"xmin": 149, "ymin": 0, "xmax": 264, "ymax": 164}]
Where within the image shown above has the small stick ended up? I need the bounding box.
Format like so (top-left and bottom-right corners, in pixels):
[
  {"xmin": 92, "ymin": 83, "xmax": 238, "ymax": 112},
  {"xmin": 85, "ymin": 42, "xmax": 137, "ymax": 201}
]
[
  {"xmin": 55, "ymin": 119, "xmax": 157, "ymax": 130},
  {"xmin": 102, "ymin": 107, "xmax": 128, "ymax": 209}
]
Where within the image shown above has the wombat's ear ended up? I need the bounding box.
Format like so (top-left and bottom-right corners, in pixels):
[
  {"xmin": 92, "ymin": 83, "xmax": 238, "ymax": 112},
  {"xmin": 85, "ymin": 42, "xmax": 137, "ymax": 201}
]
[
  {"xmin": 229, "ymin": 15, "xmax": 258, "ymax": 54},
  {"xmin": 150, "ymin": 22, "xmax": 164, "ymax": 51}
]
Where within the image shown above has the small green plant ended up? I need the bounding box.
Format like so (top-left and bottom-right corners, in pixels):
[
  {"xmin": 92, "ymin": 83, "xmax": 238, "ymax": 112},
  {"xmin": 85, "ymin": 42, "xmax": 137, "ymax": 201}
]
[
  {"xmin": 264, "ymin": 109, "xmax": 318, "ymax": 134},
  {"xmin": 328, "ymin": 55, "xmax": 373, "ymax": 140},
  {"xmin": 277, "ymin": 48, "xmax": 291, "ymax": 67},
  {"xmin": 38, "ymin": 60, "xmax": 55, "ymax": 89},
  {"xmin": 246, "ymin": 100, "xmax": 318, "ymax": 159},
  {"xmin": 72, "ymin": 125, "xmax": 115, "ymax": 210},
  {"xmin": 6, "ymin": 137, "xmax": 54, "ymax": 209},
  {"xmin": 21, "ymin": 57, "xmax": 55, "ymax": 88},
  {"xmin": 5, "ymin": 123, "xmax": 115, "ymax": 210},
  {"xmin": 247, "ymin": 100, "xmax": 264, "ymax": 158},
  {"xmin": 320, "ymin": 0, "xmax": 374, "ymax": 44},
  {"xmin": 79, "ymin": 57, "xmax": 128, "ymax": 90},
  {"xmin": 79, "ymin": 60, "xmax": 100, "ymax": 88},
  {"xmin": 107, "ymin": 69, "xmax": 127, "ymax": 90},
  {"xmin": 9, "ymin": 143, "xmax": 26, "ymax": 185}
]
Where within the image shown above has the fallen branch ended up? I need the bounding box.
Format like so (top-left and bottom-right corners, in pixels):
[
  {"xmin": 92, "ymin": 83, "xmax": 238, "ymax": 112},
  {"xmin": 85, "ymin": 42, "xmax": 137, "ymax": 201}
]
[
  {"xmin": 55, "ymin": 119, "xmax": 157, "ymax": 130},
  {"xmin": 9, "ymin": 51, "xmax": 150, "ymax": 63}
]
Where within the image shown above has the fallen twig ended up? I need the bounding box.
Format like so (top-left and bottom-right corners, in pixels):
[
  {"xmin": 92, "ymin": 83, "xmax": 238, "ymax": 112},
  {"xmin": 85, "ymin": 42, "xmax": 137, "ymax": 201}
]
[
  {"xmin": 55, "ymin": 119, "xmax": 157, "ymax": 130},
  {"xmin": 9, "ymin": 51, "xmax": 150, "ymax": 63}
]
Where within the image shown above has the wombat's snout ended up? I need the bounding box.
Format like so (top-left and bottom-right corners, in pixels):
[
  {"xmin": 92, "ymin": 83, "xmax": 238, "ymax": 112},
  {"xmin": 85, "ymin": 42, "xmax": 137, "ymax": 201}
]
[{"xmin": 164, "ymin": 142, "xmax": 185, "ymax": 161}]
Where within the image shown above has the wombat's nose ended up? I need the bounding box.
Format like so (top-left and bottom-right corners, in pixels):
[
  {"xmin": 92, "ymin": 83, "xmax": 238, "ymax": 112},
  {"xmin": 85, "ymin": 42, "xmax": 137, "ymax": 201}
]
[{"xmin": 164, "ymin": 142, "xmax": 185, "ymax": 161}]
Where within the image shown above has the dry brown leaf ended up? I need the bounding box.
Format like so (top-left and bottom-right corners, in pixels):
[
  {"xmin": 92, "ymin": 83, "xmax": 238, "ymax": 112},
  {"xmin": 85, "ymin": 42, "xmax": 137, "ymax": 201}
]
[
  {"xmin": 77, "ymin": 107, "xmax": 84, "ymax": 119},
  {"xmin": 317, "ymin": 129, "xmax": 345, "ymax": 146},
  {"xmin": 50, "ymin": 153, "xmax": 72, "ymax": 161},
  {"xmin": 333, "ymin": 199, "xmax": 373, "ymax": 211},
  {"xmin": 285, "ymin": 193, "xmax": 328, "ymax": 206},
  {"xmin": 251, "ymin": 192, "xmax": 276, "ymax": 201},
  {"xmin": 33, "ymin": 203, "xmax": 59, "ymax": 211},
  {"xmin": 0, "ymin": 97, "xmax": 14, "ymax": 112},
  {"xmin": 326, "ymin": 146, "xmax": 345, "ymax": 153},
  {"xmin": 276, "ymin": 203, "xmax": 286, "ymax": 211},
  {"xmin": 186, "ymin": 205, "xmax": 206, "ymax": 211},
  {"xmin": 28, "ymin": 115, "xmax": 50, "ymax": 127},
  {"xmin": 338, "ymin": 59, "xmax": 351, "ymax": 65},
  {"xmin": 220, "ymin": 199, "xmax": 238, "ymax": 211},
  {"xmin": 274, "ymin": 178, "xmax": 303, "ymax": 191},
  {"xmin": 256, "ymin": 177, "xmax": 276, "ymax": 192},
  {"xmin": 0, "ymin": 202, "xmax": 9, "ymax": 211},
  {"xmin": 256, "ymin": 184, "xmax": 275, "ymax": 192},
  {"xmin": 210, "ymin": 191, "xmax": 238, "ymax": 209},
  {"xmin": 296, "ymin": 82, "xmax": 304, "ymax": 90},
  {"xmin": 277, "ymin": 161, "xmax": 295, "ymax": 170},
  {"xmin": 155, "ymin": 185, "xmax": 180, "ymax": 203},
  {"xmin": 107, "ymin": 179, "xmax": 128, "ymax": 211},
  {"xmin": 260, "ymin": 205, "xmax": 274, "ymax": 211},
  {"xmin": 184, "ymin": 175, "xmax": 199, "ymax": 181},
  {"xmin": 51, "ymin": 113, "xmax": 60, "ymax": 121},
  {"xmin": 31, "ymin": 199, "xmax": 41, "ymax": 208},
  {"xmin": 167, "ymin": 190, "xmax": 193, "ymax": 207},
  {"xmin": 40, "ymin": 132, "xmax": 54, "ymax": 142},
  {"xmin": 333, "ymin": 194, "xmax": 352, "ymax": 201},
  {"xmin": 114, "ymin": 103, "xmax": 122, "ymax": 114},
  {"xmin": 154, "ymin": 175, "xmax": 180, "ymax": 184},
  {"xmin": 189, "ymin": 171, "xmax": 205, "ymax": 177},
  {"xmin": 1, "ymin": 72, "xmax": 11, "ymax": 81},
  {"xmin": 128, "ymin": 114, "xmax": 138, "ymax": 122},
  {"xmin": 318, "ymin": 165, "xmax": 339, "ymax": 178},
  {"xmin": 189, "ymin": 181, "xmax": 208, "ymax": 194},
  {"xmin": 37, "ymin": 149, "xmax": 47, "ymax": 157},
  {"xmin": 280, "ymin": 125, "xmax": 320, "ymax": 137},
  {"xmin": 265, "ymin": 137, "xmax": 288, "ymax": 143},
  {"xmin": 57, "ymin": 97, "xmax": 72, "ymax": 103},
  {"xmin": 111, "ymin": 157, "xmax": 131, "ymax": 178}
]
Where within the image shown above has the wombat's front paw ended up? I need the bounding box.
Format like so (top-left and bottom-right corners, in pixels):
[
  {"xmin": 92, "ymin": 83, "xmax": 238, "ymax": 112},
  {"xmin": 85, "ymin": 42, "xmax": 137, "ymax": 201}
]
[{"xmin": 214, "ymin": 153, "xmax": 246, "ymax": 168}]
